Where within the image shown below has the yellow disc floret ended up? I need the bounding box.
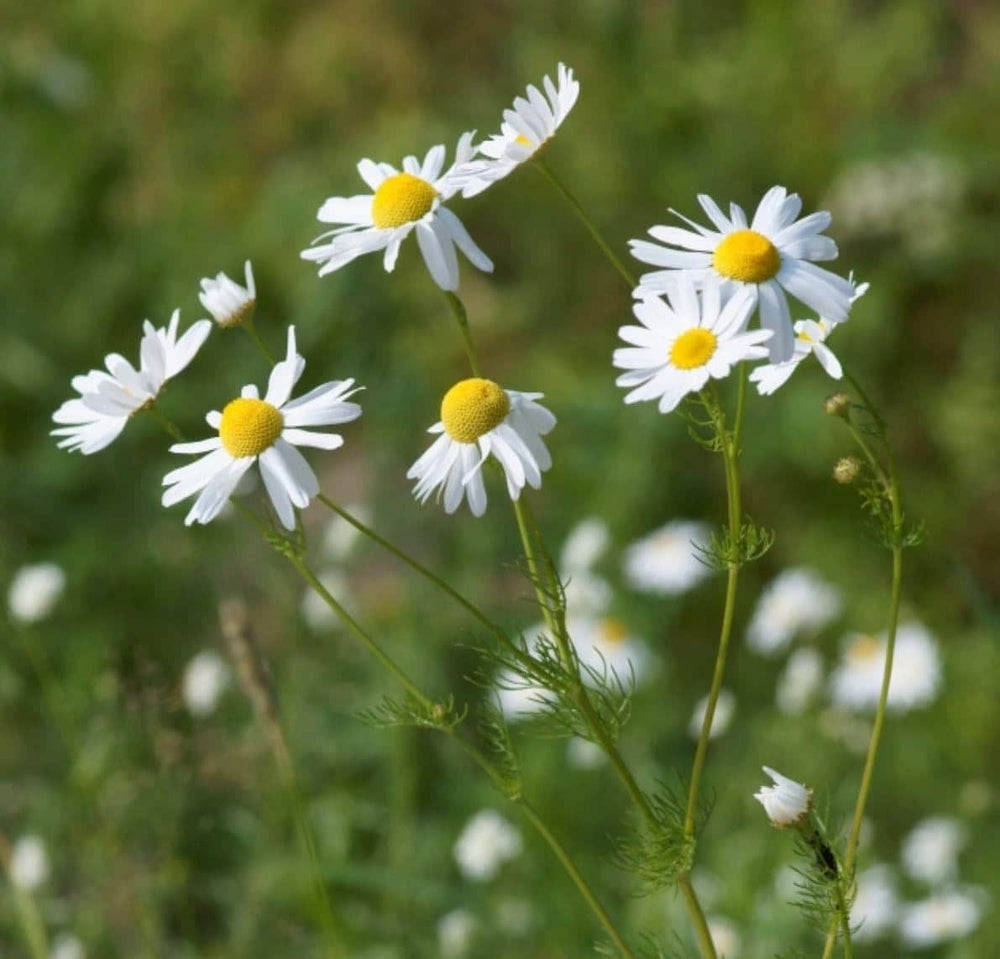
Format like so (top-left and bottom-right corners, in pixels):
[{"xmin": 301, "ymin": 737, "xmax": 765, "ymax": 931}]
[
  {"xmin": 219, "ymin": 397, "xmax": 284, "ymax": 458},
  {"xmin": 712, "ymin": 229, "xmax": 781, "ymax": 283},
  {"xmin": 847, "ymin": 634, "xmax": 882, "ymax": 665},
  {"xmin": 440, "ymin": 378, "xmax": 510, "ymax": 444},
  {"xmin": 599, "ymin": 619, "xmax": 629, "ymax": 646},
  {"xmin": 371, "ymin": 173, "xmax": 438, "ymax": 229},
  {"xmin": 669, "ymin": 328, "xmax": 718, "ymax": 370}
]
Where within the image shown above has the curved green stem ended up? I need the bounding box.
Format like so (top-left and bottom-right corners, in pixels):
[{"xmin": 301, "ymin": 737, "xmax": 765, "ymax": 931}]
[
  {"xmin": 533, "ymin": 158, "xmax": 636, "ymax": 289},
  {"xmin": 145, "ymin": 402, "xmax": 185, "ymax": 443},
  {"xmin": 243, "ymin": 318, "xmax": 277, "ymax": 364},
  {"xmin": 442, "ymin": 292, "xmax": 482, "ymax": 376}
]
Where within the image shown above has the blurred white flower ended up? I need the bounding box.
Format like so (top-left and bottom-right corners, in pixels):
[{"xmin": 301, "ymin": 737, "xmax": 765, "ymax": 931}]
[
  {"xmin": 829, "ymin": 622, "xmax": 941, "ymax": 713},
  {"xmin": 562, "ymin": 569, "xmax": 613, "ymax": 618},
  {"xmin": 495, "ymin": 675, "xmax": 554, "ymax": 722},
  {"xmin": 775, "ymin": 647, "xmax": 824, "ymax": 715},
  {"xmin": 689, "ymin": 688, "xmax": 736, "ymax": 741},
  {"xmin": 437, "ymin": 909, "xmax": 477, "ymax": 958},
  {"xmin": 198, "ymin": 260, "xmax": 256, "ymax": 328},
  {"xmin": 850, "ymin": 864, "xmax": 899, "ymax": 942},
  {"xmin": 746, "ymin": 568, "xmax": 842, "ymax": 656},
  {"xmin": 321, "ymin": 503, "xmax": 371, "ymax": 562},
  {"xmin": 50, "ymin": 936, "xmax": 86, "ymax": 959},
  {"xmin": 182, "ymin": 651, "xmax": 229, "ymax": 717},
  {"xmin": 571, "ymin": 617, "xmax": 650, "ymax": 685},
  {"xmin": 898, "ymin": 888, "xmax": 985, "ymax": 948},
  {"xmin": 707, "ymin": 916, "xmax": 741, "ymax": 958},
  {"xmin": 8, "ymin": 563, "xmax": 66, "ymax": 624},
  {"xmin": 901, "ymin": 817, "xmax": 967, "ymax": 886},
  {"xmin": 300, "ymin": 568, "xmax": 350, "ymax": 631},
  {"xmin": 567, "ymin": 737, "xmax": 606, "ymax": 770},
  {"xmin": 753, "ymin": 766, "xmax": 812, "ymax": 828},
  {"xmin": 495, "ymin": 897, "xmax": 534, "ymax": 936},
  {"xmin": 560, "ymin": 517, "xmax": 610, "ymax": 573},
  {"xmin": 10, "ymin": 835, "xmax": 49, "ymax": 890},
  {"xmin": 623, "ymin": 519, "xmax": 712, "ymax": 596},
  {"xmin": 453, "ymin": 810, "xmax": 522, "ymax": 882}
]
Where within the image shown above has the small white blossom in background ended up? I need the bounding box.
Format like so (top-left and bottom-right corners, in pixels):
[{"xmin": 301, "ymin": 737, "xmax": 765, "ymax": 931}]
[
  {"xmin": 898, "ymin": 888, "xmax": 985, "ymax": 948},
  {"xmin": 300, "ymin": 568, "xmax": 350, "ymax": 631},
  {"xmin": 10, "ymin": 835, "xmax": 49, "ymax": 890},
  {"xmin": 321, "ymin": 503, "xmax": 371, "ymax": 562},
  {"xmin": 746, "ymin": 568, "xmax": 842, "ymax": 656},
  {"xmin": 560, "ymin": 517, "xmax": 610, "ymax": 574},
  {"xmin": 567, "ymin": 737, "xmax": 606, "ymax": 770},
  {"xmin": 571, "ymin": 616, "xmax": 650, "ymax": 686},
  {"xmin": 850, "ymin": 864, "xmax": 899, "ymax": 942},
  {"xmin": 901, "ymin": 817, "xmax": 967, "ymax": 886},
  {"xmin": 707, "ymin": 916, "xmax": 741, "ymax": 958},
  {"xmin": 453, "ymin": 810, "xmax": 522, "ymax": 882},
  {"xmin": 829, "ymin": 622, "xmax": 941, "ymax": 713},
  {"xmin": 50, "ymin": 936, "xmax": 86, "ymax": 959},
  {"xmin": 622, "ymin": 519, "xmax": 712, "ymax": 596},
  {"xmin": 825, "ymin": 153, "xmax": 965, "ymax": 257},
  {"xmin": 495, "ymin": 675, "xmax": 554, "ymax": 722},
  {"xmin": 753, "ymin": 767, "xmax": 812, "ymax": 828},
  {"xmin": 437, "ymin": 909, "xmax": 477, "ymax": 959},
  {"xmin": 198, "ymin": 260, "xmax": 256, "ymax": 328},
  {"xmin": 182, "ymin": 651, "xmax": 229, "ymax": 717},
  {"xmin": 562, "ymin": 568, "xmax": 613, "ymax": 618},
  {"xmin": 689, "ymin": 689, "xmax": 736, "ymax": 741},
  {"xmin": 775, "ymin": 647, "xmax": 824, "ymax": 715},
  {"xmin": 8, "ymin": 563, "xmax": 66, "ymax": 624}
]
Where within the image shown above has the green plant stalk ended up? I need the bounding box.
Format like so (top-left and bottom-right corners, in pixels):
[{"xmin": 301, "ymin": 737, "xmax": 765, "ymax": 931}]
[
  {"xmin": 533, "ymin": 158, "xmax": 636, "ymax": 288},
  {"xmin": 443, "ymin": 291, "xmax": 482, "ymax": 376},
  {"xmin": 243, "ymin": 318, "xmax": 277, "ymax": 364}
]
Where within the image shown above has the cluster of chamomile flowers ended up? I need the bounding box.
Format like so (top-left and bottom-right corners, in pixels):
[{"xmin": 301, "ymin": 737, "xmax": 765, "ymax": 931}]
[{"xmin": 53, "ymin": 62, "xmax": 866, "ymax": 529}]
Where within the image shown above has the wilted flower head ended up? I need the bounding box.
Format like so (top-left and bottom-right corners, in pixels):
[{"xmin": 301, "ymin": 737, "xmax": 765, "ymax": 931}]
[
  {"xmin": 453, "ymin": 810, "xmax": 522, "ymax": 881},
  {"xmin": 754, "ymin": 766, "xmax": 812, "ymax": 828},
  {"xmin": 7, "ymin": 563, "xmax": 66, "ymax": 624},
  {"xmin": 198, "ymin": 260, "xmax": 256, "ymax": 328}
]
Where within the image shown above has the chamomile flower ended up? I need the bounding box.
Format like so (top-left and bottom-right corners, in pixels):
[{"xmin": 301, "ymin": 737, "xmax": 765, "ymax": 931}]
[
  {"xmin": 746, "ymin": 567, "xmax": 842, "ymax": 656},
  {"xmin": 901, "ymin": 817, "xmax": 967, "ymax": 886},
  {"xmin": 622, "ymin": 519, "xmax": 712, "ymax": 595},
  {"xmin": 300, "ymin": 133, "xmax": 493, "ymax": 292},
  {"xmin": 899, "ymin": 889, "xmax": 985, "ymax": 948},
  {"xmin": 52, "ymin": 310, "xmax": 211, "ymax": 454},
  {"xmin": 850, "ymin": 865, "xmax": 900, "ymax": 942},
  {"xmin": 614, "ymin": 280, "xmax": 768, "ymax": 414},
  {"xmin": 198, "ymin": 260, "xmax": 256, "ymax": 328},
  {"xmin": 629, "ymin": 187, "xmax": 855, "ymax": 362},
  {"xmin": 407, "ymin": 378, "xmax": 556, "ymax": 516},
  {"xmin": 750, "ymin": 280, "xmax": 870, "ymax": 395},
  {"xmin": 162, "ymin": 327, "xmax": 362, "ymax": 530},
  {"xmin": 754, "ymin": 766, "xmax": 812, "ymax": 828},
  {"xmin": 455, "ymin": 62, "xmax": 580, "ymax": 198},
  {"xmin": 453, "ymin": 810, "xmax": 522, "ymax": 882}
]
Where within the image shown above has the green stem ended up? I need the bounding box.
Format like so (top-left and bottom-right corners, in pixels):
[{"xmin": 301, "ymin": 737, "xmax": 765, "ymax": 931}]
[
  {"xmin": 244, "ymin": 318, "xmax": 277, "ymax": 364},
  {"xmin": 533, "ymin": 158, "xmax": 636, "ymax": 288},
  {"xmin": 145, "ymin": 403, "xmax": 185, "ymax": 443},
  {"xmin": 679, "ymin": 876, "xmax": 718, "ymax": 959},
  {"xmin": 442, "ymin": 291, "xmax": 482, "ymax": 376}
]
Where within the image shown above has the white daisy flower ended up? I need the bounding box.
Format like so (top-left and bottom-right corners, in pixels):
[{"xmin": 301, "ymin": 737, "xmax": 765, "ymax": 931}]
[
  {"xmin": 198, "ymin": 260, "xmax": 256, "ymax": 328},
  {"xmin": 750, "ymin": 279, "xmax": 870, "ymax": 395},
  {"xmin": 407, "ymin": 377, "xmax": 555, "ymax": 517},
  {"xmin": 850, "ymin": 865, "xmax": 900, "ymax": 942},
  {"xmin": 438, "ymin": 909, "xmax": 477, "ymax": 959},
  {"xmin": 629, "ymin": 186, "xmax": 856, "ymax": 362},
  {"xmin": 570, "ymin": 616, "xmax": 650, "ymax": 685},
  {"xmin": 52, "ymin": 310, "xmax": 211, "ymax": 454},
  {"xmin": 901, "ymin": 817, "xmax": 967, "ymax": 886},
  {"xmin": 689, "ymin": 688, "xmax": 736, "ymax": 741},
  {"xmin": 562, "ymin": 568, "xmax": 613, "ymax": 618},
  {"xmin": 560, "ymin": 517, "xmax": 610, "ymax": 574},
  {"xmin": 775, "ymin": 647, "xmax": 824, "ymax": 715},
  {"xmin": 300, "ymin": 133, "xmax": 493, "ymax": 292},
  {"xmin": 453, "ymin": 809, "xmax": 522, "ymax": 882},
  {"xmin": 614, "ymin": 280, "xmax": 769, "ymax": 414},
  {"xmin": 7, "ymin": 563, "xmax": 66, "ymax": 624},
  {"xmin": 10, "ymin": 835, "xmax": 49, "ymax": 890},
  {"xmin": 182, "ymin": 651, "xmax": 229, "ymax": 717},
  {"xmin": 746, "ymin": 567, "xmax": 843, "ymax": 656},
  {"xmin": 753, "ymin": 766, "xmax": 812, "ymax": 828},
  {"xmin": 454, "ymin": 62, "xmax": 580, "ymax": 198},
  {"xmin": 162, "ymin": 326, "xmax": 362, "ymax": 530},
  {"xmin": 829, "ymin": 622, "xmax": 941, "ymax": 714},
  {"xmin": 622, "ymin": 519, "xmax": 712, "ymax": 595},
  {"xmin": 495, "ymin": 674, "xmax": 554, "ymax": 721},
  {"xmin": 898, "ymin": 888, "xmax": 985, "ymax": 948}
]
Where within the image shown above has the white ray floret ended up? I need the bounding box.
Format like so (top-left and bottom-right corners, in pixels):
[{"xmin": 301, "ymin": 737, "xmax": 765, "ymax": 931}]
[
  {"xmin": 754, "ymin": 766, "xmax": 813, "ymax": 828},
  {"xmin": 198, "ymin": 260, "xmax": 256, "ymax": 328},
  {"xmin": 407, "ymin": 377, "xmax": 556, "ymax": 517},
  {"xmin": 629, "ymin": 186, "xmax": 856, "ymax": 362},
  {"xmin": 300, "ymin": 134, "xmax": 493, "ymax": 292},
  {"xmin": 52, "ymin": 310, "xmax": 211, "ymax": 455},
  {"xmin": 614, "ymin": 279, "xmax": 769, "ymax": 414},
  {"xmin": 162, "ymin": 326, "xmax": 362, "ymax": 530},
  {"xmin": 453, "ymin": 62, "xmax": 580, "ymax": 197}
]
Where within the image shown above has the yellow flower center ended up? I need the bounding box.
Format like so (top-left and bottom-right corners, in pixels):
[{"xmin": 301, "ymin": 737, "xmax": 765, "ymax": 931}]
[
  {"xmin": 598, "ymin": 619, "xmax": 629, "ymax": 646},
  {"xmin": 514, "ymin": 133, "xmax": 534, "ymax": 147},
  {"xmin": 712, "ymin": 229, "xmax": 781, "ymax": 283},
  {"xmin": 219, "ymin": 397, "xmax": 284, "ymax": 458},
  {"xmin": 440, "ymin": 378, "xmax": 510, "ymax": 443},
  {"xmin": 669, "ymin": 328, "xmax": 718, "ymax": 370},
  {"xmin": 371, "ymin": 173, "xmax": 438, "ymax": 229},
  {"xmin": 847, "ymin": 635, "xmax": 882, "ymax": 665},
  {"xmin": 797, "ymin": 330, "xmax": 814, "ymax": 344}
]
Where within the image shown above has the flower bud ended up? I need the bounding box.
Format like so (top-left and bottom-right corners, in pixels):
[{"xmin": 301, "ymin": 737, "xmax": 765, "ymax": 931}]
[
  {"xmin": 833, "ymin": 456, "xmax": 862, "ymax": 485},
  {"xmin": 824, "ymin": 391, "xmax": 852, "ymax": 418},
  {"xmin": 754, "ymin": 766, "xmax": 813, "ymax": 828}
]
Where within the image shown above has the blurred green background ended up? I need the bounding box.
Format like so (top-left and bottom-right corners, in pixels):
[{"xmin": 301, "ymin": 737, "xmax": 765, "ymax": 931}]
[{"xmin": 2, "ymin": 0, "xmax": 999, "ymax": 956}]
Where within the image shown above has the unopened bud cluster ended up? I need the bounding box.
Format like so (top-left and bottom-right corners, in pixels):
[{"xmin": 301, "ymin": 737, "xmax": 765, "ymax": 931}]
[
  {"xmin": 833, "ymin": 456, "xmax": 862, "ymax": 485},
  {"xmin": 824, "ymin": 391, "xmax": 852, "ymax": 419}
]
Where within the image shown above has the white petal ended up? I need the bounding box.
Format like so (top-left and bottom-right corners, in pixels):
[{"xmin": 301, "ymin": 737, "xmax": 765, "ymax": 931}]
[{"xmin": 757, "ymin": 280, "xmax": 795, "ymax": 362}]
